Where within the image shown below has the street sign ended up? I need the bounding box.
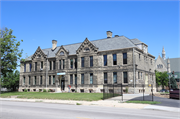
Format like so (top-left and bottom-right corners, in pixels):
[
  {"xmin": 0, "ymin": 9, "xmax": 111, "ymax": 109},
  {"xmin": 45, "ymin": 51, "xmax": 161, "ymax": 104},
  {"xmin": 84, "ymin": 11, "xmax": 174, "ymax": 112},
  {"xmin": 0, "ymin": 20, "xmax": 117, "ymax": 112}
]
[{"xmin": 57, "ymin": 72, "xmax": 66, "ymax": 75}]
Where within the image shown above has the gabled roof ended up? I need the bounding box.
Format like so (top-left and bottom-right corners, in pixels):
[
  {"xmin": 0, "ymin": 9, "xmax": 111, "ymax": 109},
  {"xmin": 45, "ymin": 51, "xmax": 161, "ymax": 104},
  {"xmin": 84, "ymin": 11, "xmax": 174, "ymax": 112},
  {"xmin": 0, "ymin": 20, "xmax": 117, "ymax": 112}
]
[
  {"xmin": 156, "ymin": 55, "xmax": 167, "ymax": 68},
  {"xmin": 26, "ymin": 36, "xmax": 139, "ymax": 60},
  {"xmin": 165, "ymin": 58, "xmax": 180, "ymax": 72},
  {"xmin": 130, "ymin": 38, "xmax": 143, "ymax": 44}
]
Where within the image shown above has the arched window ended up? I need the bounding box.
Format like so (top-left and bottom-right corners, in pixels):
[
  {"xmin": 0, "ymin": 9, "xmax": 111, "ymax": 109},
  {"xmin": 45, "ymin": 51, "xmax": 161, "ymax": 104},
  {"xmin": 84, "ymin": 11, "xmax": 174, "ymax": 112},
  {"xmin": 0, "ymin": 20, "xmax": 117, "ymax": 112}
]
[
  {"xmin": 84, "ymin": 47, "xmax": 90, "ymax": 52},
  {"xmin": 60, "ymin": 51, "xmax": 64, "ymax": 55},
  {"xmin": 37, "ymin": 54, "xmax": 41, "ymax": 58}
]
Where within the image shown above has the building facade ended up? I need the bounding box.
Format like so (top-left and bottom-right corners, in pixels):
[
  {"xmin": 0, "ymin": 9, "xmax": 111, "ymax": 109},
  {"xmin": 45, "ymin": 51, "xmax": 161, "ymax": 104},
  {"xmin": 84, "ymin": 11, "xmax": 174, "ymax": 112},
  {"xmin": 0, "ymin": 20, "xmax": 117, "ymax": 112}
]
[
  {"xmin": 19, "ymin": 31, "xmax": 156, "ymax": 93},
  {"xmin": 155, "ymin": 47, "xmax": 180, "ymax": 89}
]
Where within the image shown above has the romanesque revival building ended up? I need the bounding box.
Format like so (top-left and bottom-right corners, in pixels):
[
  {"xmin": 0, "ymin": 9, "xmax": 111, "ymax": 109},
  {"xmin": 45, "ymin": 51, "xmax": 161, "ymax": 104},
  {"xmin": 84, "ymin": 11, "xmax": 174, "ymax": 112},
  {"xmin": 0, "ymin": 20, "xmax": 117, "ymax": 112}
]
[{"xmin": 19, "ymin": 31, "xmax": 156, "ymax": 93}]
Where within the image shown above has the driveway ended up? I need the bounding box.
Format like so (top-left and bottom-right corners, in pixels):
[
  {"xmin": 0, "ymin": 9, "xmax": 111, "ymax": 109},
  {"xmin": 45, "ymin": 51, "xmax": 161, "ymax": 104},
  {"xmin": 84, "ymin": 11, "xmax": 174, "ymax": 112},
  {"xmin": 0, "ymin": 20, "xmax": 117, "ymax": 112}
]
[{"xmin": 106, "ymin": 94, "xmax": 180, "ymax": 108}]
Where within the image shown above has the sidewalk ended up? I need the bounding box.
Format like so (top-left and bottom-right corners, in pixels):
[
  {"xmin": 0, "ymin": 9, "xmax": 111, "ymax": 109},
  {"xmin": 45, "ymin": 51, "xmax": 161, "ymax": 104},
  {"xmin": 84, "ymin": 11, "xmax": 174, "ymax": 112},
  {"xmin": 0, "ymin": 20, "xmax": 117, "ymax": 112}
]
[{"xmin": 0, "ymin": 97, "xmax": 179, "ymax": 112}]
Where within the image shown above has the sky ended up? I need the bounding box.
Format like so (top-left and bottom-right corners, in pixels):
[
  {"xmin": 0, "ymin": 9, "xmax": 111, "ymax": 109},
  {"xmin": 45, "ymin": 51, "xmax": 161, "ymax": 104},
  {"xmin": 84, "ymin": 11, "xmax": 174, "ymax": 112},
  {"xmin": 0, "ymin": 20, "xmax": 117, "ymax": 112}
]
[{"xmin": 1, "ymin": 0, "xmax": 179, "ymax": 71}]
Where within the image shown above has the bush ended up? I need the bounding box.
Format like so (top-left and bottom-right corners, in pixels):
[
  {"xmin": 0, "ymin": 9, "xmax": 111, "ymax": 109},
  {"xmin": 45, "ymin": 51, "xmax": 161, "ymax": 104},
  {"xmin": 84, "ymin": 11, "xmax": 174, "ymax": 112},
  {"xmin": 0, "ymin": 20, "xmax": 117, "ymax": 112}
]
[
  {"xmin": 125, "ymin": 87, "xmax": 128, "ymax": 93},
  {"xmin": 43, "ymin": 89, "xmax": 46, "ymax": 92},
  {"xmin": 48, "ymin": 89, "xmax": 51, "ymax": 92},
  {"xmin": 24, "ymin": 89, "xmax": 27, "ymax": 92}
]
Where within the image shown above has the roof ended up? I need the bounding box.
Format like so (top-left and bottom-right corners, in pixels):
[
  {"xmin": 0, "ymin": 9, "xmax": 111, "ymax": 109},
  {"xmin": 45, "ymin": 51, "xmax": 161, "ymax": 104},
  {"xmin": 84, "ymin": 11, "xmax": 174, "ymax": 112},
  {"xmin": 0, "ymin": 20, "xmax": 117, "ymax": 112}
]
[
  {"xmin": 130, "ymin": 38, "xmax": 143, "ymax": 44},
  {"xmin": 26, "ymin": 36, "xmax": 142, "ymax": 60},
  {"xmin": 165, "ymin": 58, "xmax": 180, "ymax": 72},
  {"xmin": 155, "ymin": 55, "xmax": 167, "ymax": 68}
]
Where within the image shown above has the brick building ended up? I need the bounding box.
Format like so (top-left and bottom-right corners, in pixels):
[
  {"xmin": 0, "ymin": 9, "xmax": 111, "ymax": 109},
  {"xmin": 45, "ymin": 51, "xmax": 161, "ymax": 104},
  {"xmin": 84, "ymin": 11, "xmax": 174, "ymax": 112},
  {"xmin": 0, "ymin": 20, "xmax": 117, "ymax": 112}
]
[{"xmin": 19, "ymin": 31, "xmax": 156, "ymax": 93}]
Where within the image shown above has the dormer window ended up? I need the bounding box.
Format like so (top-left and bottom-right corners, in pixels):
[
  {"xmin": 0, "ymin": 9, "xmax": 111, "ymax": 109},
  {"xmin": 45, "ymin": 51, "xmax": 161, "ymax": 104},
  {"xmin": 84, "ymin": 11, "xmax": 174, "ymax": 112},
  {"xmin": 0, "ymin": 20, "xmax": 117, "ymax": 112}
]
[
  {"xmin": 60, "ymin": 51, "xmax": 64, "ymax": 55},
  {"xmin": 84, "ymin": 47, "xmax": 90, "ymax": 52}
]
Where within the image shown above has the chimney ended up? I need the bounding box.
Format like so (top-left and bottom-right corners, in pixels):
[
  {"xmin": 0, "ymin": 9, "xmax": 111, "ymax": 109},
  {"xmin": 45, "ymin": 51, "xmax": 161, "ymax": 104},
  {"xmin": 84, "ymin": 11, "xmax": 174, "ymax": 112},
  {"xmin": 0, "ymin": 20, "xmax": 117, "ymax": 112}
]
[
  {"xmin": 52, "ymin": 40, "xmax": 57, "ymax": 50},
  {"xmin": 115, "ymin": 35, "xmax": 119, "ymax": 37},
  {"xmin": 106, "ymin": 31, "xmax": 112, "ymax": 38}
]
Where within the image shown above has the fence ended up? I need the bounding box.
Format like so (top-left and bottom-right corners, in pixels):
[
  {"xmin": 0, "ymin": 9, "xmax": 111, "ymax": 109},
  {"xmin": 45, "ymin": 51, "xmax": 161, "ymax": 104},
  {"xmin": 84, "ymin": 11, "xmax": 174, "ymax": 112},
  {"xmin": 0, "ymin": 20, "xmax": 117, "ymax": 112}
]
[{"xmin": 103, "ymin": 84, "xmax": 154, "ymax": 101}]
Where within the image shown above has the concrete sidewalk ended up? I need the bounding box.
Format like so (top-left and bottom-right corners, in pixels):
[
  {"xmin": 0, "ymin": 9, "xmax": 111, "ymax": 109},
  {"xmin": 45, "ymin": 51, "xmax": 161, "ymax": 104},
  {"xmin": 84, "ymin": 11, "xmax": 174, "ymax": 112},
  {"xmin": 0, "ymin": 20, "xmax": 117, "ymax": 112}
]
[{"xmin": 0, "ymin": 97, "xmax": 179, "ymax": 112}]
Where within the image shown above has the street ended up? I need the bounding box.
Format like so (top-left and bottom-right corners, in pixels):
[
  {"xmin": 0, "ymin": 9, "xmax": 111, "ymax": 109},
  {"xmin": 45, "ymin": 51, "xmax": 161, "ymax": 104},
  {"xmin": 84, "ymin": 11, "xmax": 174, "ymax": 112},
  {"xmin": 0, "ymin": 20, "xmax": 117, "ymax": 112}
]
[{"xmin": 0, "ymin": 101, "xmax": 179, "ymax": 119}]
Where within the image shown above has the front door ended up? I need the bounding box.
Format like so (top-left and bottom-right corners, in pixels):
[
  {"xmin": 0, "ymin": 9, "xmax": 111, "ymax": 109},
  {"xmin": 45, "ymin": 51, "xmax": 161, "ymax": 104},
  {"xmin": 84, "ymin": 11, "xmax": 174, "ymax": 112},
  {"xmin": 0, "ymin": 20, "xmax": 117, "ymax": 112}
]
[{"xmin": 61, "ymin": 80, "xmax": 65, "ymax": 91}]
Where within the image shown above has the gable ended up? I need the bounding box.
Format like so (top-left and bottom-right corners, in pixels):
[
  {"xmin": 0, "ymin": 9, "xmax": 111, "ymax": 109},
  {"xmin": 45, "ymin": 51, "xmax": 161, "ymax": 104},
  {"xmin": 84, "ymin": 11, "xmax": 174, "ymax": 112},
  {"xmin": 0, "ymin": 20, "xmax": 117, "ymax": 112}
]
[
  {"xmin": 155, "ymin": 56, "xmax": 167, "ymax": 72},
  {"xmin": 32, "ymin": 46, "xmax": 47, "ymax": 60},
  {"xmin": 76, "ymin": 38, "xmax": 98, "ymax": 54},
  {"xmin": 55, "ymin": 45, "xmax": 69, "ymax": 56}
]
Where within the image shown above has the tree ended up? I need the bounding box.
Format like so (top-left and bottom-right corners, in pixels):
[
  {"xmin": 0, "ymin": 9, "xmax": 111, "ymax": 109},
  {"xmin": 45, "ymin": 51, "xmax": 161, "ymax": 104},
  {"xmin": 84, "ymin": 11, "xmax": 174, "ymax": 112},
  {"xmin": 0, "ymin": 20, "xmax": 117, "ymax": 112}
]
[
  {"xmin": 0, "ymin": 27, "xmax": 23, "ymax": 89},
  {"xmin": 170, "ymin": 75, "xmax": 178, "ymax": 89},
  {"xmin": 1, "ymin": 70, "xmax": 20, "ymax": 91},
  {"xmin": 155, "ymin": 70, "xmax": 169, "ymax": 90}
]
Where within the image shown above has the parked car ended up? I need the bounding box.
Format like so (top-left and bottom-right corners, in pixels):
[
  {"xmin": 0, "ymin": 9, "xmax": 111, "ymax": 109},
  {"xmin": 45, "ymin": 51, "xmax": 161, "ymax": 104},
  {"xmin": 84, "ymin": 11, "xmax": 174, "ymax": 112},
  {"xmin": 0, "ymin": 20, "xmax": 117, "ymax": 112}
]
[
  {"xmin": 160, "ymin": 89, "xmax": 168, "ymax": 92},
  {"xmin": 170, "ymin": 89, "xmax": 179, "ymax": 99}
]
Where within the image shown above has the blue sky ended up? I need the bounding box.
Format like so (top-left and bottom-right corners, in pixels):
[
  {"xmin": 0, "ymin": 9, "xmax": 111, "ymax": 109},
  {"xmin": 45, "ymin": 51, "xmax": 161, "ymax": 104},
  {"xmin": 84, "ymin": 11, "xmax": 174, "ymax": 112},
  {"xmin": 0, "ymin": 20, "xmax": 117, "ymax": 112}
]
[{"xmin": 1, "ymin": 0, "xmax": 179, "ymax": 70}]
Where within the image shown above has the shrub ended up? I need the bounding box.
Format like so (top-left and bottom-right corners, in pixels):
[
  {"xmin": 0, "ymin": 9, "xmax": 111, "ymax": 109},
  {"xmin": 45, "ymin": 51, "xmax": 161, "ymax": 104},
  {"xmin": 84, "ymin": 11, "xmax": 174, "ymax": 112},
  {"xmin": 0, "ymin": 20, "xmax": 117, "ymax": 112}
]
[
  {"xmin": 48, "ymin": 89, "xmax": 51, "ymax": 92},
  {"xmin": 43, "ymin": 89, "xmax": 46, "ymax": 92},
  {"xmin": 39, "ymin": 89, "xmax": 41, "ymax": 92},
  {"xmin": 24, "ymin": 89, "xmax": 27, "ymax": 92},
  {"xmin": 125, "ymin": 87, "xmax": 128, "ymax": 93}
]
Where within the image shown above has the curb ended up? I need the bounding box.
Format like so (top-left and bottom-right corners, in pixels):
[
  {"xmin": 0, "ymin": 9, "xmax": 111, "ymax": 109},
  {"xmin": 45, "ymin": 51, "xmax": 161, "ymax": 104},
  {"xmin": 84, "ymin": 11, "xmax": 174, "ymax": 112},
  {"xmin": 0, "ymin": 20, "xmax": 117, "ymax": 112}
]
[{"xmin": 144, "ymin": 105, "xmax": 180, "ymax": 112}]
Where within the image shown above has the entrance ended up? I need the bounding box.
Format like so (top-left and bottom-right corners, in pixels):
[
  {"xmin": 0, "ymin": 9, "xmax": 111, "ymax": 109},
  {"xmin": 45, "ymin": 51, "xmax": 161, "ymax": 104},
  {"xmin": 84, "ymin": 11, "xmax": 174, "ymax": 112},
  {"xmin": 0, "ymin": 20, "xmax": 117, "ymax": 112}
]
[{"xmin": 61, "ymin": 80, "xmax": 65, "ymax": 91}]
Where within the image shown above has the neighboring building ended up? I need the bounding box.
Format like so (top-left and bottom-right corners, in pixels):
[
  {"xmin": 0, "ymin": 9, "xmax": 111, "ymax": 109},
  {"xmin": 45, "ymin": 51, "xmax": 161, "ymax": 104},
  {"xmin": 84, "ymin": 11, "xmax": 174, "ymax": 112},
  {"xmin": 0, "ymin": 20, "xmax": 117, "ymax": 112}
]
[
  {"xmin": 155, "ymin": 47, "xmax": 180, "ymax": 89},
  {"xmin": 19, "ymin": 31, "xmax": 156, "ymax": 93}
]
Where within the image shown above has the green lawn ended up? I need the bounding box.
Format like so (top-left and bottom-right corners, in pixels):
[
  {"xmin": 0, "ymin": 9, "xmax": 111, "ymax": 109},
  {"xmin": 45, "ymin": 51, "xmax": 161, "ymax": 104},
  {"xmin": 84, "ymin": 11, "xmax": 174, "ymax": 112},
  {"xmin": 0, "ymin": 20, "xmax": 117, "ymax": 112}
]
[
  {"xmin": 125, "ymin": 100, "xmax": 161, "ymax": 104},
  {"xmin": 0, "ymin": 92, "xmax": 103, "ymax": 101}
]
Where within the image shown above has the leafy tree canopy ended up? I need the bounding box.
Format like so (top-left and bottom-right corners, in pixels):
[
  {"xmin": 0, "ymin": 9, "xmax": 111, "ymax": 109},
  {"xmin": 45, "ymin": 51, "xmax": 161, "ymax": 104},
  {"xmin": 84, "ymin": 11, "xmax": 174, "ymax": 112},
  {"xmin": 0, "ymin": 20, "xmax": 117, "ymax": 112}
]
[
  {"xmin": 0, "ymin": 27, "xmax": 23, "ymax": 77},
  {"xmin": 155, "ymin": 70, "xmax": 169, "ymax": 89}
]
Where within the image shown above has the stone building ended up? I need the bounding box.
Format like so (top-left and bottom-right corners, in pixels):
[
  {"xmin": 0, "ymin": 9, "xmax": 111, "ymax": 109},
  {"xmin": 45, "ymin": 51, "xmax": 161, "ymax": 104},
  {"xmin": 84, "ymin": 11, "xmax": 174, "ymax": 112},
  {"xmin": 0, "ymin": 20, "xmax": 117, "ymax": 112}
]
[
  {"xmin": 19, "ymin": 31, "xmax": 156, "ymax": 93},
  {"xmin": 155, "ymin": 47, "xmax": 180, "ymax": 89}
]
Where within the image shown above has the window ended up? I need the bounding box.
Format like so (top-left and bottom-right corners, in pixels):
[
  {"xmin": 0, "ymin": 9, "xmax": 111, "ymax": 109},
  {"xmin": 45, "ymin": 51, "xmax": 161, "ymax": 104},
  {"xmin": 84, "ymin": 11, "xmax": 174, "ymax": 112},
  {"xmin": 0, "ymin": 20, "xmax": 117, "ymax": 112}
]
[
  {"xmin": 151, "ymin": 59, "xmax": 152, "ymax": 64},
  {"xmin": 103, "ymin": 55, "xmax": 107, "ymax": 66},
  {"xmin": 53, "ymin": 61, "xmax": 56, "ymax": 70},
  {"xmin": 63, "ymin": 60, "xmax": 65, "ymax": 69},
  {"xmin": 37, "ymin": 54, "xmax": 41, "ymax": 58},
  {"xmin": 113, "ymin": 72, "xmax": 117, "ymax": 83},
  {"xmin": 41, "ymin": 62, "xmax": 43, "ymax": 69},
  {"xmin": 29, "ymin": 63, "xmax": 32, "ymax": 72},
  {"xmin": 123, "ymin": 72, "xmax": 128, "ymax": 83},
  {"xmin": 75, "ymin": 74, "xmax": 77, "ymax": 85},
  {"xmin": 81, "ymin": 74, "xmax": 84, "ymax": 84},
  {"xmin": 59, "ymin": 60, "xmax": 61, "ymax": 69},
  {"xmin": 104, "ymin": 73, "xmax": 107, "ymax": 84},
  {"xmin": 141, "ymin": 72, "xmax": 142, "ymax": 79},
  {"xmin": 81, "ymin": 57, "xmax": 84, "ymax": 67},
  {"xmin": 53, "ymin": 75, "xmax": 55, "ymax": 85},
  {"xmin": 123, "ymin": 53, "xmax": 127, "ymax": 64},
  {"xmin": 75, "ymin": 58, "xmax": 77, "ymax": 69},
  {"xmin": 60, "ymin": 51, "xmax": 64, "ymax": 55},
  {"xmin": 70, "ymin": 75, "xmax": 73, "ymax": 84},
  {"xmin": 34, "ymin": 76, "xmax": 36, "ymax": 85},
  {"xmin": 29, "ymin": 76, "xmax": 31, "ymax": 85},
  {"xmin": 90, "ymin": 73, "xmax": 93, "ymax": 84},
  {"xmin": 49, "ymin": 76, "xmax": 51, "ymax": 85},
  {"xmin": 49, "ymin": 61, "xmax": 52, "ymax": 70},
  {"xmin": 84, "ymin": 47, "xmax": 90, "ymax": 52},
  {"xmin": 90, "ymin": 56, "xmax": 93, "ymax": 67},
  {"xmin": 113, "ymin": 54, "xmax": 117, "ymax": 65},
  {"xmin": 70, "ymin": 59, "xmax": 73, "ymax": 69},
  {"xmin": 24, "ymin": 64, "xmax": 26, "ymax": 72},
  {"xmin": 139, "ymin": 54, "xmax": 140, "ymax": 60},
  {"xmin": 138, "ymin": 72, "xmax": 140, "ymax": 79},
  {"xmin": 35, "ymin": 62, "xmax": 37, "ymax": 71},
  {"xmin": 24, "ymin": 77, "xmax": 25, "ymax": 85},
  {"xmin": 40, "ymin": 76, "xmax": 42, "ymax": 85}
]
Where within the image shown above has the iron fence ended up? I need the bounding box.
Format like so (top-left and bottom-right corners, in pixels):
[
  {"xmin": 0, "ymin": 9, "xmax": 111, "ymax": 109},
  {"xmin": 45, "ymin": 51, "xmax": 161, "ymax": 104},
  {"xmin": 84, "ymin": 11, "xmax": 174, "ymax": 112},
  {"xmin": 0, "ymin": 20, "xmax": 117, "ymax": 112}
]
[{"xmin": 103, "ymin": 84, "xmax": 154, "ymax": 101}]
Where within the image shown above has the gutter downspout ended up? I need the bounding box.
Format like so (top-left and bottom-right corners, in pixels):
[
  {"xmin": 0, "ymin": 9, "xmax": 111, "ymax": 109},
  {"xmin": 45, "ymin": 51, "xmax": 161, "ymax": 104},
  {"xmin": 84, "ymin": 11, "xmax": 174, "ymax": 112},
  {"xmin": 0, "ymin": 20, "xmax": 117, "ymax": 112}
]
[{"xmin": 133, "ymin": 48, "xmax": 135, "ymax": 94}]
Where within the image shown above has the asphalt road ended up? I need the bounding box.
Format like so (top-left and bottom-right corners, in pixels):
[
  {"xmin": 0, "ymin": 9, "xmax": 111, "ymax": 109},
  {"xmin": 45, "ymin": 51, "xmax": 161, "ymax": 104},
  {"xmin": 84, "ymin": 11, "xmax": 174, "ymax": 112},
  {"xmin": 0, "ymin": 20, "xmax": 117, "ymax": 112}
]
[{"xmin": 0, "ymin": 101, "xmax": 179, "ymax": 119}]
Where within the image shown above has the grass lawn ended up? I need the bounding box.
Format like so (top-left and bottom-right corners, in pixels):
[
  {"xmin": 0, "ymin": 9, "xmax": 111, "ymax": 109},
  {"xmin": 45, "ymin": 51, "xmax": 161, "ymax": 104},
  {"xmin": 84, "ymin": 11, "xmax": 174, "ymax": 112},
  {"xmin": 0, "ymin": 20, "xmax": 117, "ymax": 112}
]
[
  {"xmin": 125, "ymin": 100, "xmax": 161, "ymax": 104},
  {"xmin": 0, "ymin": 92, "xmax": 103, "ymax": 101}
]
